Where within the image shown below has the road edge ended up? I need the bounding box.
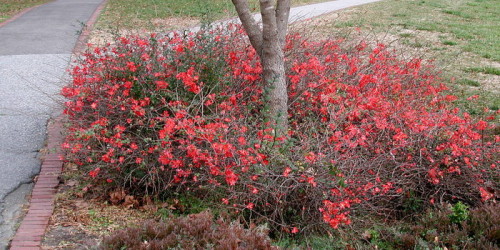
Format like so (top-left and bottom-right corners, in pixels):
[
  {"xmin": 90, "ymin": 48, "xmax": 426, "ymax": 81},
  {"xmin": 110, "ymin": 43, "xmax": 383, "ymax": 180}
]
[
  {"xmin": 9, "ymin": 0, "xmax": 109, "ymax": 248},
  {"xmin": 73, "ymin": 0, "xmax": 109, "ymax": 54}
]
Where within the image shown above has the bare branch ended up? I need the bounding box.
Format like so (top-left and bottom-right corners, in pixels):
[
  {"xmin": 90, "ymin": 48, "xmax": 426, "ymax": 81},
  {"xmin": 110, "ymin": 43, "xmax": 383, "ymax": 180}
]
[{"xmin": 231, "ymin": 0, "xmax": 263, "ymax": 55}]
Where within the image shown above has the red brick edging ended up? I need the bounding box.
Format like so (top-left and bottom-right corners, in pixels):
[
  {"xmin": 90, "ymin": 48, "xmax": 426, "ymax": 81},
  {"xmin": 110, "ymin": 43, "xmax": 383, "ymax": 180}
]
[
  {"xmin": 9, "ymin": 0, "xmax": 109, "ymax": 248},
  {"xmin": 9, "ymin": 117, "xmax": 63, "ymax": 250}
]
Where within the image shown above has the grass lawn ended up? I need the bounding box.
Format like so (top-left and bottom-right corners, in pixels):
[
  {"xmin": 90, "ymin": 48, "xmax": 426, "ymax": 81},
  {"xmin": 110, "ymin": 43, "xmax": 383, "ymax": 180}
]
[
  {"xmin": 0, "ymin": 0, "xmax": 50, "ymax": 23},
  {"xmin": 310, "ymin": 0, "xmax": 499, "ymax": 114},
  {"xmin": 331, "ymin": 0, "xmax": 499, "ymax": 61},
  {"xmin": 96, "ymin": 0, "xmax": 329, "ymax": 30}
]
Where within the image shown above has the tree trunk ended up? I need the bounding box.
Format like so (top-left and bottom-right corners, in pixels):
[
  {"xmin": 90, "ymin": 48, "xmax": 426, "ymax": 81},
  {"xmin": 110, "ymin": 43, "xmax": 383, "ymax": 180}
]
[
  {"xmin": 231, "ymin": 0, "xmax": 290, "ymax": 137},
  {"xmin": 261, "ymin": 35, "xmax": 288, "ymax": 136}
]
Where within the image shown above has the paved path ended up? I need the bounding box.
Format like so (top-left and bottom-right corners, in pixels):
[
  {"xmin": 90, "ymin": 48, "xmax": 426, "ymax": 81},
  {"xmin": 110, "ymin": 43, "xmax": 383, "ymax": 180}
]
[
  {"xmin": 289, "ymin": 0, "xmax": 382, "ymax": 22},
  {"xmin": 0, "ymin": 0, "xmax": 382, "ymax": 248},
  {"xmin": 0, "ymin": 0, "xmax": 104, "ymax": 248},
  {"xmin": 190, "ymin": 0, "xmax": 382, "ymax": 33}
]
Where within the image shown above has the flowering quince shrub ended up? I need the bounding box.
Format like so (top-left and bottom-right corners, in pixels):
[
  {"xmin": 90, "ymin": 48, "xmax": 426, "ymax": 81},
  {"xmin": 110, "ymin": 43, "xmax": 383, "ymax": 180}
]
[
  {"xmin": 62, "ymin": 25, "xmax": 499, "ymax": 234},
  {"xmin": 284, "ymin": 37, "xmax": 499, "ymax": 218}
]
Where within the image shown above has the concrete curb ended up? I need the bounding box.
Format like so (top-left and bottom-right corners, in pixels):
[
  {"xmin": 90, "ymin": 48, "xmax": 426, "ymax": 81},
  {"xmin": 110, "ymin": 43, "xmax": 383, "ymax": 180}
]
[{"xmin": 9, "ymin": 1, "xmax": 109, "ymax": 248}]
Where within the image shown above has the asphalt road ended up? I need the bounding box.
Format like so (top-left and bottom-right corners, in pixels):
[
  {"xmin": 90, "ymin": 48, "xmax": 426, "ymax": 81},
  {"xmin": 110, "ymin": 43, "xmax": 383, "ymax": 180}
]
[{"xmin": 0, "ymin": 0, "xmax": 104, "ymax": 248}]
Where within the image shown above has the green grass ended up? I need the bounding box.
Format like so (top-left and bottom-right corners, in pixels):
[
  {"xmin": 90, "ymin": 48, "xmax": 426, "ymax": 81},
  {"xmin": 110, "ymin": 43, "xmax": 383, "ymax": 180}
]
[
  {"xmin": 98, "ymin": 0, "xmax": 330, "ymax": 30},
  {"xmin": 442, "ymin": 9, "xmax": 473, "ymax": 19},
  {"xmin": 333, "ymin": 0, "xmax": 500, "ymax": 62},
  {"xmin": 458, "ymin": 78, "xmax": 481, "ymax": 87},
  {"xmin": 399, "ymin": 33, "xmax": 414, "ymax": 38},
  {"xmin": 0, "ymin": 0, "xmax": 50, "ymax": 23},
  {"xmin": 466, "ymin": 66, "xmax": 500, "ymax": 76},
  {"xmin": 101, "ymin": 0, "xmax": 237, "ymax": 26},
  {"xmin": 442, "ymin": 40, "xmax": 458, "ymax": 46}
]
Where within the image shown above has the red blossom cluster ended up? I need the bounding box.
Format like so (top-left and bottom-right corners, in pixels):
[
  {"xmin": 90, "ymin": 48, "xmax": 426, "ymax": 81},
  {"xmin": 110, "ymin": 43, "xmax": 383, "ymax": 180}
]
[{"xmin": 62, "ymin": 25, "xmax": 498, "ymax": 233}]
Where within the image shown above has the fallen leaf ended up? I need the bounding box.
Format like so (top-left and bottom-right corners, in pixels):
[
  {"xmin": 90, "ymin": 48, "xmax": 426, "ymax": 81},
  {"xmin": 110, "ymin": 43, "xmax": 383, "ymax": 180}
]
[
  {"xmin": 74, "ymin": 199, "xmax": 89, "ymax": 209},
  {"xmin": 65, "ymin": 163, "xmax": 78, "ymax": 171},
  {"xmin": 123, "ymin": 195, "xmax": 139, "ymax": 209},
  {"xmin": 362, "ymin": 230, "xmax": 372, "ymax": 241},
  {"xmin": 66, "ymin": 180, "xmax": 78, "ymax": 187},
  {"xmin": 109, "ymin": 189, "xmax": 126, "ymax": 205},
  {"xmin": 143, "ymin": 196, "xmax": 153, "ymax": 205},
  {"xmin": 168, "ymin": 199, "xmax": 185, "ymax": 212},
  {"xmin": 141, "ymin": 204, "xmax": 158, "ymax": 212}
]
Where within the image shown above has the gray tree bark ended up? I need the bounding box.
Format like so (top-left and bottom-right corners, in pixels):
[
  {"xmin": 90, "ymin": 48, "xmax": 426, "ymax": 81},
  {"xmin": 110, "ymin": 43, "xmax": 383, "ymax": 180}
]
[{"xmin": 231, "ymin": 0, "xmax": 290, "ymax": 137}]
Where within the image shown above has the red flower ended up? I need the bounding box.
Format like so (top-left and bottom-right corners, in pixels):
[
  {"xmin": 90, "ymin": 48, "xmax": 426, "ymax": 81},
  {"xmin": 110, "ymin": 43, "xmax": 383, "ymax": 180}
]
[
  {"xmin": 246, "ymin": 202, "xmax": 254, "ymax": 209},
  {"xmin": 158, "ymin": 150, "xmax": 173, "ymax": 165},
  {"xmin": 305, "ymin": 152, "xmax": 317, "ymax": 163},
  {"xmin": 225, "ymin": 170, "xmax": 238, "ymax": 186},
  {"xmin": 155, "ymin": 80, "xmax": 169, "ymax": 90},
  {"xmin": 126, "ymin": 61, "xmax": 137, "ymax": 72},
  {"xmin": 427, "ymin": 168, "xmax": 442, "ymax": 184},
  {"xmin": 176, "ymin": 67, "xmax": 201, "ymax": 94},
  {"xmin": 89, "ymin": 168, "xmax": 100, "ymax": 178},
  {"xmin": 479, "ymin": 187, "xmax": 494, "ymax": 202},
  {"xmin": 283, "ymin": 167, "xmax": 292, "ymax": 177},
  {"xmin": 475, "ymin": 120, "xmax": 488, "ymax": 130}
]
